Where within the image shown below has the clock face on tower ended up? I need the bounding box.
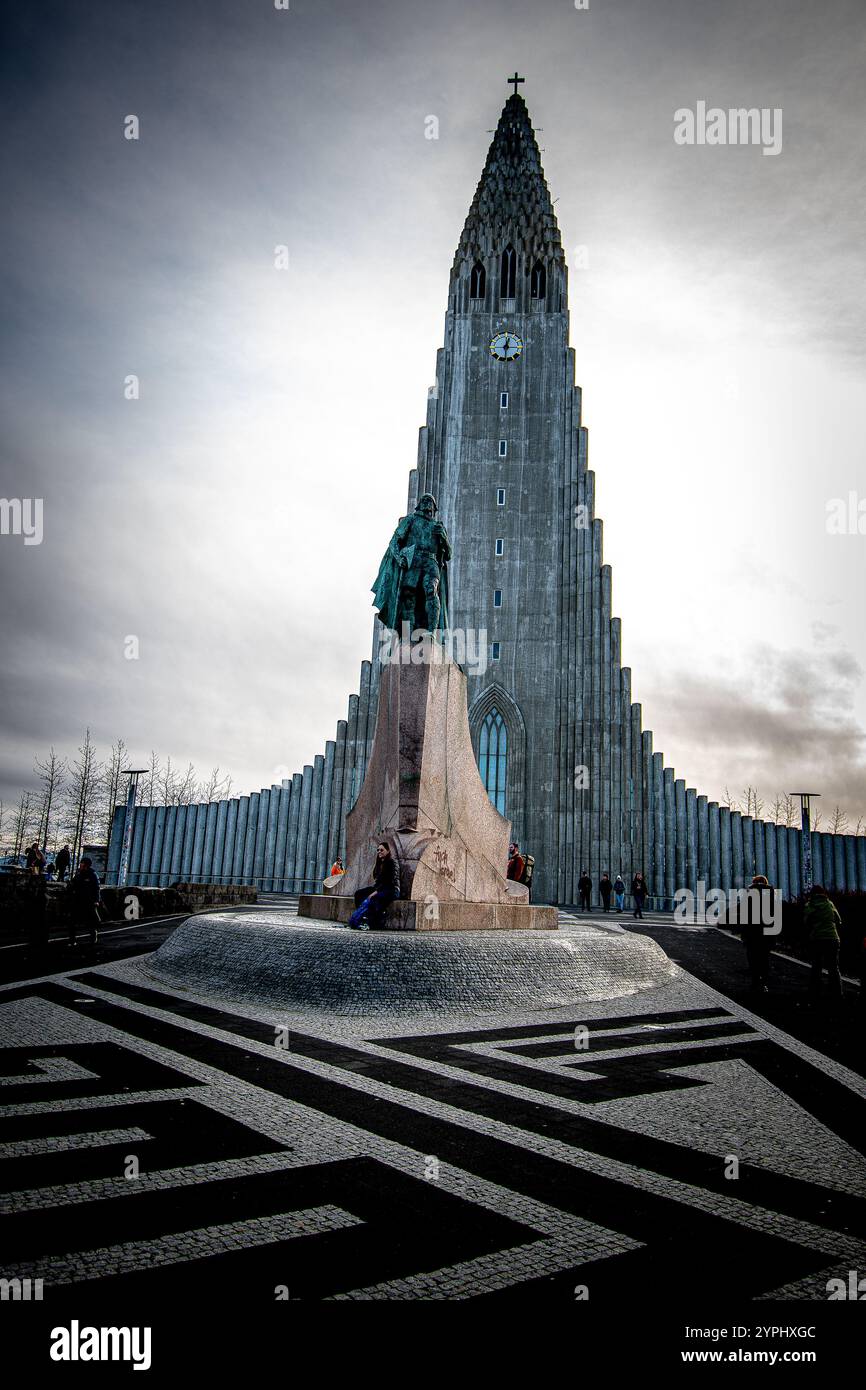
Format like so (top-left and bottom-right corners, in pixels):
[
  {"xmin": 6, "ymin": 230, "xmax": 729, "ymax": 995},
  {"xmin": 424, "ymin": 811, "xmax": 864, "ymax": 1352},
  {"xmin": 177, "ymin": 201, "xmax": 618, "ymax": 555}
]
[{"xmin": 489, "ymin": 331, "xmax": 523, "ymax": 362}]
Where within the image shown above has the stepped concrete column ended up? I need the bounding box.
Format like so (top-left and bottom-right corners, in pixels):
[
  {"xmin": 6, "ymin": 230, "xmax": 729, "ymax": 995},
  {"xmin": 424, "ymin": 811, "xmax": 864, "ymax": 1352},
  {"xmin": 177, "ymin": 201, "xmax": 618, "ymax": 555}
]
[
  {"xmin": 708, "ymin": 802, "xmax": 720, "ymax": 889},
  {"xmin": 253, "ymin": 789, "xmax": 270, "ymax": 888},
  {"xmin": 844, "ymin": 834, "xmax": 857, "ymax": 893},
  {"xmin": 663, "ymin": 768, "xmax": 676, "ymax": 906},
  {"xmin": 316, "ymin": 741, "xmax": 336, "ymax": 885},
  {"xmin": 787, "ymin": 828, "xmax": 801, "ymax": 897},
  {"xmin": 283, "ymin": 773, "xmax": 304, "ymax": 892},
  {"xmin": 219, "ymin": 801, "xmax": 237, "ymax": 884},
  {"xmin": 741, "ymin": 815, "xmax": 754, "ymax": 882},
  {"xmin": 652, "ymin": 751, "xmax": 665, "ymax": 903},
  {"xmin": 686, "ymin": 788, "xmax": 698, "ymax": 895},
  {"xmin": 834, "ymin": 834, "xmax": 846, "ymax": 891},
  {"xmin": 696, "ymin": 794, "xmax": 708, "ymax": 887},
  {"xmin": 754, "ymin": 820, "xmax": 766, "ymax": 878},
  {"xmin": 731, "ymin": 811, "xmax": 743, "ymax": 888},
  {"xmin": 856, "ymin": 835, "xmax": 866, "ymax": 892},
  {"xmin": 202, "ymin": 803, "xmax": 218, "ymax": 882},
  {"xmin": 719, "ymin": 807, "xmax": 732, "ymax": 891},
  {"xmin": 191, "ymin": 805, "xmax": 208, "ymax": 881},
  {"xmin": 765, "ymin": 822, "xmax": 778, "ymax": 889},
  {"xmin": 214, "ymin": 800, "xmax": 230, "ymax": 884},
  {"xmin": 674, "ymin": 778, "xmax": 686, "ymax": 893},
  {"xmin": 231, "ymin": 797, "xmax": 249, "ymax": 885},
  {"xmin": 273, "ymin": 781, "xmax": 292, "ymax": 889},
  {"xmin": 777, "ymin": 821, "xmax": 789, "ymax": 899},
  {"xmin": 159, "ymin": 807, "xmax": 176, "ymax": 886},
  {"xmin": 242, "ymin": 793, "xmax": 259, "ymax": 883}
]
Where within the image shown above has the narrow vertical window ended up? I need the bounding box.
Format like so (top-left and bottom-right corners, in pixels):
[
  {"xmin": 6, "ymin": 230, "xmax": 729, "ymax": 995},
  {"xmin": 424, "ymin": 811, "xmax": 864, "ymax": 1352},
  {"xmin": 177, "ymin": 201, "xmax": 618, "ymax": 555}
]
[
  {"xmin": 479, "ymin": 707, "xmax": 507, "ymax": 814},
  {"xmin": 530, "ymin": 260, "xmax": 547, "ymax": 299},
  {"xmin": 495, "ymin": 538, "xmax": 504, "ymax": 556},
  {"xmin": 499, "ymin": 244, "xmax": 516, "ymax": 299},
  {"xmin": 498, "ymin": 440, "xmax": 507, "ymax": 457},
  {"xmin": 470, "ymin": 260, "xmax": 486, "ymax": 300},
  {"xmin": 500, "ymin": 392, "xmax": 509, "ymax": 409},
  {"xmin": 496, "ymin": 488, "xmax": 506, "ymax": 505},
  {"xmin": 491, "ymin": 641, "xmax": 501, "ymax": 661},
  {"xmin": 493, "ymin": 589, "xmax": 502, "ymax": 608}
]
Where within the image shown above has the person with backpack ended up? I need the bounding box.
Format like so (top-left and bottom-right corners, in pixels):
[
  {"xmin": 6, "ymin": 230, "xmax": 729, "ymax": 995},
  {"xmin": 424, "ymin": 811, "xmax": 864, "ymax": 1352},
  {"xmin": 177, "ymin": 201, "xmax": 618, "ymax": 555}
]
[
  {"xmin": 55, "ymin": 844, "xmax": 71, "ymax": 882},
  {"xmin": 613, "ymin": 874, "xmax": 626, "ymax": 912},
  {"xmin": 507, "ymin": 842, "xmax": 525, "ymax": 883},
  {"xmin": 67, "ymin": 856, "xmax": 102, "ymax": 948},
  {"xmin": 520, "ymin": 850, "xmax": 535, "ymax": 901},
  {"xmin": 803, "ymin": 885, "xmax": 843, "ymax": 1001}
]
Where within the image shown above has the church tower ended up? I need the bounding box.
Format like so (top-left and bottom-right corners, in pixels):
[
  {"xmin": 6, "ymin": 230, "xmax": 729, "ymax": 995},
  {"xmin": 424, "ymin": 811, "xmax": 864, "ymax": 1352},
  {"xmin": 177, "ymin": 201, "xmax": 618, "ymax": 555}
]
[{"xmin": 409, "ymin": 84, "xmax": 599, "ymax": 904}]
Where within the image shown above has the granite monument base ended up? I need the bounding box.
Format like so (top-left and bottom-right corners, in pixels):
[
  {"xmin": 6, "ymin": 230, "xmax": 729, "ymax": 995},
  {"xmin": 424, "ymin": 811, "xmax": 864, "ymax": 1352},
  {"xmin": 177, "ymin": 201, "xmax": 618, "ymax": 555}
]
[{"xmin": 298, "ymin": 892, "xmax": 556, "ymax": 931}]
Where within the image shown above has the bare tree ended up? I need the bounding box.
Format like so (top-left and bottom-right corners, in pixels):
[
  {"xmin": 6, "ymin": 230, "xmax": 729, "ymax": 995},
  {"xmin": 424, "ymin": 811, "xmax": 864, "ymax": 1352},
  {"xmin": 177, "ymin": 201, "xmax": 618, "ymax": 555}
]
[
  {"xmin": 34, "ymin": 748, "xmax": 67, "ymax": 853},
  {"xmin": 722, "ymin": 787, "xmax": 740, "ymax": 812},
  {"xmin": 157, "ymin": 756, "xmax": 177, "ymax": 807},
  {"xmin": 830, "ymin": 805, "xmax": 849, "ymax": 836},
  {"xmin": 174, "ymin": 762, "xmax": 199, "ymax": 806},
  {"xmin": 142, "ymin": 751, "xmax": 160, "ymax": 807},
  {"xmin": 101, "ymin": 738, "xmax": 127, "ymax": 853},
  {"xmin": 12, "ymin": 789, "xmax": 39, "ymax": 858},
  {"xmin": 856, "ymin": 816, "xmax": 864, "ymax": 837},
  {"xmin": 65, "ymin": 730, "xmax": 102, "ymax": 870},
  {"xmin": 742, "ymin": 787, "xmax": 764, "ymax": 819},
  {"xmin": 202, "ymin": 767, "xmax": 233, "ymax": 803}
]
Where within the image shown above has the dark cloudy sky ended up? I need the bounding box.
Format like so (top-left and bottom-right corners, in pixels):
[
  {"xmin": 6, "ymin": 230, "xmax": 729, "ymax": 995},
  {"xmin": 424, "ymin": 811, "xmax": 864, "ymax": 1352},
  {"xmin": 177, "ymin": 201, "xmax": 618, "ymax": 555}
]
[{"xmin": 2, "ymin": 0, "xmax": 865, "ymax": 823}]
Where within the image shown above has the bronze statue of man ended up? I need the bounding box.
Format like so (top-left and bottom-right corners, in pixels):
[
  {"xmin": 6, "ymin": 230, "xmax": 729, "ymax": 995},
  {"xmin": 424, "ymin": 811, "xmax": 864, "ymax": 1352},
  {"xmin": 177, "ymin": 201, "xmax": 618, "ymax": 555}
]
[{"xmin": 372, "ymin": 493, "xmax": 452, "ymax": 635}]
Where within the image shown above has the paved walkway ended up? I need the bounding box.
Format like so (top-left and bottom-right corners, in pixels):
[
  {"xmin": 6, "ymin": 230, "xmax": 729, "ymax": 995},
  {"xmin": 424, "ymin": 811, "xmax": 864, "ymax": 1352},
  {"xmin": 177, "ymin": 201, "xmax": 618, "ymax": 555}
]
[{"xmin": 1, "ymin": 904, "xmax": 864, "ymax": 1317}]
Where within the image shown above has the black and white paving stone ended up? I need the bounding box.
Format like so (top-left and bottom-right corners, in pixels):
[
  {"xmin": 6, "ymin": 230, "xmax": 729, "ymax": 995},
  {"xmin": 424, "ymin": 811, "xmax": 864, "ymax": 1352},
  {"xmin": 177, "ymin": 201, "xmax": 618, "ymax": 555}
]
[{"xmin": 1, "ymin": 908, "xmax": 864, "ymax": 1305}]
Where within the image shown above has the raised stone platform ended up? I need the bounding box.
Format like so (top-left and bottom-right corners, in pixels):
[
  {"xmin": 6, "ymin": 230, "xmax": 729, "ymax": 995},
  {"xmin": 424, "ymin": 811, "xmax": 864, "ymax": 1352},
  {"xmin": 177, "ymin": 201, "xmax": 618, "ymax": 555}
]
[
  {"xmin": 298, "ymin": 893, "xmax": 557, "ymax": 931},
  {"xmin": 144, "ymin": 909, "xmax": 678, "ymax": 1018}
]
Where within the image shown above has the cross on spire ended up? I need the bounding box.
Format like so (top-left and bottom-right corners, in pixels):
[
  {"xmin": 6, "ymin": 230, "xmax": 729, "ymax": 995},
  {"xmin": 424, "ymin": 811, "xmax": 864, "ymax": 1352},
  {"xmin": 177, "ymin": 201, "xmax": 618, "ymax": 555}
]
[{"xmin": 507, "ymin": 71, "xmax": 525, "ymax": 95}]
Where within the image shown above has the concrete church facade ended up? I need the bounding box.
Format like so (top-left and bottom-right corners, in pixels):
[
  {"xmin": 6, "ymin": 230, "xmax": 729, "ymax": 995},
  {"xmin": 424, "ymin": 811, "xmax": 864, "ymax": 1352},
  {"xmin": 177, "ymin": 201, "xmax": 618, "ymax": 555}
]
[{"xmin": 108, "ymin": 90, "xmax": 866, "ymax": 907}]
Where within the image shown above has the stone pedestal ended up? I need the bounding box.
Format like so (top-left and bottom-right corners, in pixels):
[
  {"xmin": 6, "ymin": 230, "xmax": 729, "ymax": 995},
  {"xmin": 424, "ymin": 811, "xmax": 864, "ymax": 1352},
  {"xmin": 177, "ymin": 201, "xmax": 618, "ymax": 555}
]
[{"xmin": 300, "ymin": 643, "xmax": 553, "ymax": 931}]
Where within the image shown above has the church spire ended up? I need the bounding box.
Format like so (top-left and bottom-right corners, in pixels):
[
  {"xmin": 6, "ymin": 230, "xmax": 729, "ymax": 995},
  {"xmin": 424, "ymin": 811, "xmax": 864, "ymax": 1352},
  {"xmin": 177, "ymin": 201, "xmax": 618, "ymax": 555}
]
[{"xmin": 451, "ymin": 88, "xmax": 564, "ymax": 287}]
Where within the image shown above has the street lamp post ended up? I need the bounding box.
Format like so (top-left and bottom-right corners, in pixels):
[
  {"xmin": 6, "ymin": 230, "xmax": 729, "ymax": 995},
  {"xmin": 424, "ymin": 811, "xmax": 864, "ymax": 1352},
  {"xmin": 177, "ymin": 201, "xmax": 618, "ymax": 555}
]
[
  {"xmin": 788, "ymin": 791, "xmax": 820, "ymax": 897},
  {"xmin": 117, "ymin": 769, "xmax": 147, "ymax": 888}
]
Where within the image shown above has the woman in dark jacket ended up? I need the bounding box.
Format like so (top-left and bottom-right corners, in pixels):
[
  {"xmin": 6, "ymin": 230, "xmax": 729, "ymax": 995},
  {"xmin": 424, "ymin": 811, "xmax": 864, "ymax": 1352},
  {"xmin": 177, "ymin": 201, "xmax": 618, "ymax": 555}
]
[
  {"xmin": 631, "ymin": 872, "xmax": 647, "ymax": 919},
  {"xmin": 349, "ymin": 843, "xmax": 400, "ymax": 930}
]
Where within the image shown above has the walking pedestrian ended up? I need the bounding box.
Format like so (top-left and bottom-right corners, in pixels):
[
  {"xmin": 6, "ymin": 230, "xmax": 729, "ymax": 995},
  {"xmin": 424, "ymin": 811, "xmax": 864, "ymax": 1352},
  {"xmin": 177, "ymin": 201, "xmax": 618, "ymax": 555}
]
[
  {"xmin": 631, "ymin": 872, "xmax": 647, "ymax": 919},
  {"xmin": 599, "ymin": 872, "xmax": 612, "ymax": 911},
  {"xmin": 578, "ymin": 870, "xmax": 592, "ymax": 913},
  {"xmin": 739, "ymin": 873, "xmax": 774, "ymax": 994},
  {"xmin": 613, "ymin": 874, "xmax": 625, "ymax": 913},
  {"xmin": 55, "ymin": 845, "xmax": 71, "ymax": 882},
  {"xmin": 25, "ymin": 842, "xmax": 45, "ymax": 875},
  {"xmin": 804, "ymin": 885, "xmax": 843, "ymax": 1001},
  {"xmin": 67, "ymin": 856, "xmax": 102, "ymax": 949},
  {"xmin": 349, "ymin": 842, "xmax": 400, "ymax": 930}
]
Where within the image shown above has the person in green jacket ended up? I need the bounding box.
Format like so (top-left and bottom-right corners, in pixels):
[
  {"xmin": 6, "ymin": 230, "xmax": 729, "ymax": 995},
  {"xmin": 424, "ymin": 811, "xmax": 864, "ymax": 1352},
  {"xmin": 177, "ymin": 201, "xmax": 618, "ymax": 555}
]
[{"xmin": 803, "ymin": 885, "xmax": 843, "ymax": 999}]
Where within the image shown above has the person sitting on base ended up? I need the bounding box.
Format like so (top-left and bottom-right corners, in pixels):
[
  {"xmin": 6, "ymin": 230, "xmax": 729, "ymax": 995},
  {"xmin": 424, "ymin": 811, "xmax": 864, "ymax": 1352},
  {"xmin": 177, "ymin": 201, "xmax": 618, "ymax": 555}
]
[
  {"xmin": 330, "ymin": 858, "xmax": 344, "ymax": 877},
  {"xmin": 507, "ymin": 842, "xmax": 525, "ymax": 884},
  {"xmin": 349, "ymin": 842, "xmax": 400, "ymax": 931}
]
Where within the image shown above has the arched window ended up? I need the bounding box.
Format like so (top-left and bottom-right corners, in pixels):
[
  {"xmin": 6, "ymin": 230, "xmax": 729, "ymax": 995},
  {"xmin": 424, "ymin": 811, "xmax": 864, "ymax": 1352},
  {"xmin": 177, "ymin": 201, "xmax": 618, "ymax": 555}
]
[
  {"xmin": 479, "ymin": 707, "xmax": 507, "ymax": 814},
  {"xmin": 530, "ymin": 260, "xmax": 546, "ymax": 299},
  {"xmin": 499, "ymin": 244, "xmax": 516, "ymax": 300},
  {"xmin": 470, "ymin": 260, "xmax": 486, "ymax": 300}
]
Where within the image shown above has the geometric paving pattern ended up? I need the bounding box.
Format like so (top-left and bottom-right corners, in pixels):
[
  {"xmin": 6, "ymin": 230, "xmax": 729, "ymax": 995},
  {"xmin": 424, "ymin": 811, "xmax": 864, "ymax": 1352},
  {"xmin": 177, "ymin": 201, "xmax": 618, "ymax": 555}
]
[{"xmin": 1, "ymin": 949, "xmax": 865, "ymax": 1303}]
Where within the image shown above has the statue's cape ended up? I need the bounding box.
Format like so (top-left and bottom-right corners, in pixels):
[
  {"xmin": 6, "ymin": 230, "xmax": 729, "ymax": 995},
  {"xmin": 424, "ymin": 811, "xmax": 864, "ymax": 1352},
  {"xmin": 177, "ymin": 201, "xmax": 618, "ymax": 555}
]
[{"xmin": 372, "ymin": 517, "xmax": 449, "ymax": 633}]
